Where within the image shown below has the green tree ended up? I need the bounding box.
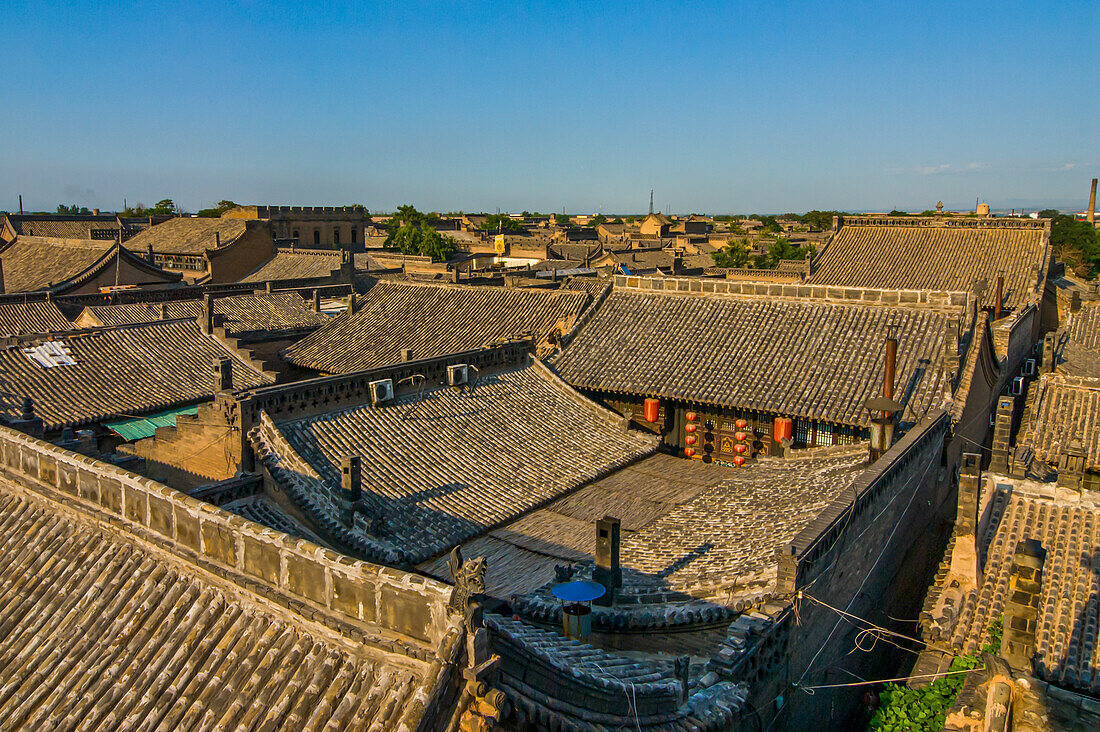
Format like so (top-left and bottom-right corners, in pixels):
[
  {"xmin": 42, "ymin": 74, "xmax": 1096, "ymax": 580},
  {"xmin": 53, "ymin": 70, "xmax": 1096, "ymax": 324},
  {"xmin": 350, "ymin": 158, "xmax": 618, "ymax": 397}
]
[
  {"xmin": 712, "ymin": 238, "xmax": 752, "ymax": 268},
  {"xmin": 384, "ymin": 223, "xmax": 456, "ymax": 262},
  {"xmin": 479, "ymin": 213, "xmax": 524, "ymax": 233},
  {"xmin": 196, "ymin": 200, "xmax": 239, "ymax": 217},
  {"xmin": 122, "ymin": 199, "xmax": 179, "ymax": 217},
  {"xmin": 554, "ymin": 213, "xmax": 570, "ymax": 226},
  {"xmin": 588, "ymin": 214, "xmax": 608, "ymax": 228},
  {"xmin": 56, "ymin": 203, "xmax": 91, "ymax": 215},
  {"xmin": 383, "ymin": 204, "xmax": 456, "ymax": 262},
  {"xmin": 800, "ymin": 210, "xmax": 838, "ymax": 230},
  {"xmin": 753, "ymin": 214, "xmax": 781, "ymax": 233},
  {"xmin": 751, "ymin": 238, "xmax": 816, "ymax": 269},
  {"xmin": 1049, "ymin": 213, "xmax": 1100, "ymax": 279}
]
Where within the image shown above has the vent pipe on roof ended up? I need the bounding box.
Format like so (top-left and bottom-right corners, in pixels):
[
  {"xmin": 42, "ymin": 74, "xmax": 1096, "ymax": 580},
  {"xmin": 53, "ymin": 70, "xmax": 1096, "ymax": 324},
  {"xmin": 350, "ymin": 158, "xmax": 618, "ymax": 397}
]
[{"xmin": 883, "ymin": 326, "xmax": 898, "ymax": 402}]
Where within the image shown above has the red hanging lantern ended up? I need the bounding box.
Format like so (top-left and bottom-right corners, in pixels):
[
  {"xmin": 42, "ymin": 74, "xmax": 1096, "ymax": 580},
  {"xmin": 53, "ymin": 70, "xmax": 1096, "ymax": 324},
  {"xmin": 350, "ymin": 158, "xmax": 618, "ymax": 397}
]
[
  {"xmin": 734, "ymin": 431, "xmax": 748, "ymax": 442},
  {"xmin": 684, "ymin": 448, "xmax": 695, "ymax": 457},
  {"xmin": 773, "ymin": 417, "xmax": 794, "ymax": 442},
  {"xmin": 734, "ymin": 444, "xmax": 747, "ymax": 454},
  {"xmin": 686, "ymin": 411, "xmax": 697, "ymax": 422},
  {"xmin": 643, "ymin": 398, "xmax": 660, "ymax": 423},
  {"xmin": 733, "ymin": 456, "xmax": 746, "ymax": 466},
  {"xmin": 735, "ymin": 419, "xmax": 748, "ymax": 429},
  {"xmin": 685, "ymin": 424, "xmax": 697, "ymax": 433},
  {"xmin": 685, "ymin": 435, "xmax": 697, "ymax": 445}
]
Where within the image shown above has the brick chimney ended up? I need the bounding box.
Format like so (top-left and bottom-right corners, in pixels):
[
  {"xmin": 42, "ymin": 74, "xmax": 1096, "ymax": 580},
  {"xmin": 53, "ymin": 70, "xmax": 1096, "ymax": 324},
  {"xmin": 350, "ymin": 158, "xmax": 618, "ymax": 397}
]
[
  {"xmin": 1057, "ymin": 438, "xmax": 1087, "ymax": 491},
  {"xmin": 340, "ymin": 455, "xmax": 362, "ymax": 527},
  {"xmin": 347, "ymin": 292, "xmax": 357, "ymax": 315},
  {"xmin": 213, "ymin": 356, "xmax": 232, "ymax": 393},
  {"xmin": 948, "ymin": 453, "xmax": 984, "ymax": 587},
  {"xmin": 1042, "ymin": 332, "xmax": 1057, "ymax": 373},
  {"xmin": 1088, "ymin": 178, "xmax": 1097, "ymax": 225},
  {"xmin": 990, "ymin": 396, "xmax": 1015, "ymax": 473},
  {"xmin": 312, "ymin": 289, "xmax": 321, "ymax": 312},
  {"xmin": 202, "ymin": 293, "xmax": 215, "ymax": 333},
  {"xmin": 994, "ymin": 274, "xmax": 1004, "ymax": 321},
  {"xmin": 1001, "ymin": 539, "xmax": 1045, "ymax": 671},
  {"xmin": 593, "ymin": 516, "xmax": 621, "ymax": 606}
]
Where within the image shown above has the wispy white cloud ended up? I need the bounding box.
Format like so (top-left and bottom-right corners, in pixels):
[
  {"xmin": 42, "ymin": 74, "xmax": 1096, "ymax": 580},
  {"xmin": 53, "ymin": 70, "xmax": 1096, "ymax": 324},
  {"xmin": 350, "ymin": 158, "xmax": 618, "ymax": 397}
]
[{"xmin": 888, "ymin": 159, "xmax": 1090, "ymax": 177}]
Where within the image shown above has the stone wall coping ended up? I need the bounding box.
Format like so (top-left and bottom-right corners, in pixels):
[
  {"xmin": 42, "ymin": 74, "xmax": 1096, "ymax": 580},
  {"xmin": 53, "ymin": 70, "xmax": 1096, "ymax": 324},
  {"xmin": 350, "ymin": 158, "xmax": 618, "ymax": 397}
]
[
  {"xmin": 785, "ymin": 410, "xmax": 950, "ymax": 565},
  {"xmin": 612, "ymin": 274, "xmax": 971, "ymax": 312},
  {"xmin": 0, "ymin": 424, "xmax": 454, "ymax": 653},
  {"xmin": 837, "ymin": 214, "xmax": 1050, "ymax": 231}
]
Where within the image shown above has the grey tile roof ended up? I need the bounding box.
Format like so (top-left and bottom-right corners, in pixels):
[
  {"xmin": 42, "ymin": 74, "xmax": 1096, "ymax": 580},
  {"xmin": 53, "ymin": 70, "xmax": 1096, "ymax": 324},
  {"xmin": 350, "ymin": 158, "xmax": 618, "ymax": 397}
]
[
  {"xmin": 617, "ymin": 449, "xmax": 867, "ymax": 591},
  {"xmin": 808, "ymin": 217, "xmax": 1049, "ymax": 308},
  {"xmin": 0, "ymin": 320, "xmax": 274, "ymax": 430},
  {"xmin": 240, "ymin": 248, "xmax": 342, "ymax": 283},
  {"xmin": 123, "ymin": 217, "xmax": 247, "ymax": 255},
  {"xmin": 0, "ymin": 480, "xmax": 438, "ymax": 729},
  {"xmin": 250, "ymin": 364, "xmax": 658, "ymax": 565},
  {"xmin": 283, "ymin": 280, "xmax": 590, "ymax": 373},
  {"xmin": 419, "ymin": 453, "xmax": 749, "ymax": 596},
  {"xmin": 561, "ymin": 274, "xmax": 611, "ymax": 297},
  {"xmin": 0, "ymin": 301, "xmax": 73, "ymax": 336},
  {"xmin": 5, "ymin": 215, "xmax": 119, "ymax": 240},
  {"xmin": 1, "ymin": 237, "xmax": 111, "ymax": 292},
  {"xmin": 1067, "ymin": 303, "xmax": 1100, "ymax": 353},
  {"xmin": 76, "ymin": 292, "xmax": 330, "ymax": 337},
  {"xmin": 0, "ymin": 237, "xmax": 182, "ymax": 293},
  {"xmin": 551, "ymin": 286, "xmax": 951, "ymax": 426},
  {"xmin": 1022, "ymin": 375, "xmax": 1100, "ymax": 470},
  {"xmin": 460, "ymin": 449, "xmax": 867, "ymax": 602},
  {"xmin": 927, "ymin": 488, "xmax": 1100, "ymax": 694}
]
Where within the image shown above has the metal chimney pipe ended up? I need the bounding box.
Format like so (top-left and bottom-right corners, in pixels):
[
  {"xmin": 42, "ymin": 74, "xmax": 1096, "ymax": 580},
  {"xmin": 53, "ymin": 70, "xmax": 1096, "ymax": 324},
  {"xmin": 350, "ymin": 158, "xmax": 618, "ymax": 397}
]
[
  {"xmin": 883, "ymin": 329, "xmax": 898, "ymax": 401},
  {"xmin": 1089, "ymin": 178, "xmax": 1097, "ymax": 224}
]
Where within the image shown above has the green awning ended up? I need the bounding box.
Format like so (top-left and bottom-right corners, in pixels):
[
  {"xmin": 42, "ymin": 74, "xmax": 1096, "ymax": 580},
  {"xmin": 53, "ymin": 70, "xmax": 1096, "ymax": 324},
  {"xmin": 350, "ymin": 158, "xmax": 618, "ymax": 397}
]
[{"xmin": 105, "ymin": 404, "xmax": 202, "ymax": 442}]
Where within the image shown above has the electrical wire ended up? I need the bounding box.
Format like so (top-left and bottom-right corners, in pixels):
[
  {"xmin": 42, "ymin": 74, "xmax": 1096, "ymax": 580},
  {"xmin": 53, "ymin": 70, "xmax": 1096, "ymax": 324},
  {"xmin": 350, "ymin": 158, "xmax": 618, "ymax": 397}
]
[
  {"xmin": 797, "ymin": 666, "xmax": 984, "ymax": 693},
  {"xmin": 796, "ymin": 452, "xmax": 937, "ymax": 687}
]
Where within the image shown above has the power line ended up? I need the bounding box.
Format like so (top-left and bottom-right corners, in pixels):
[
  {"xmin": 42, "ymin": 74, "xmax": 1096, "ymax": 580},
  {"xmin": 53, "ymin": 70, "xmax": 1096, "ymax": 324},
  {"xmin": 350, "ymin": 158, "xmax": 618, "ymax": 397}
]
[{"xmin": 798, "ymin": 666, "xmax": 984, "ymax": 693}]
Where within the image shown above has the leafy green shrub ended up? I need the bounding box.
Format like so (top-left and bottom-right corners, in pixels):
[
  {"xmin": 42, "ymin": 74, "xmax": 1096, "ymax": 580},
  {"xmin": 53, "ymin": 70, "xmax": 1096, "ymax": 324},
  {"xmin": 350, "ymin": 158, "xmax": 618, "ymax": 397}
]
[{"xmin": 867, "ymin": 616, "xmax": 1001, "ymax": 731}]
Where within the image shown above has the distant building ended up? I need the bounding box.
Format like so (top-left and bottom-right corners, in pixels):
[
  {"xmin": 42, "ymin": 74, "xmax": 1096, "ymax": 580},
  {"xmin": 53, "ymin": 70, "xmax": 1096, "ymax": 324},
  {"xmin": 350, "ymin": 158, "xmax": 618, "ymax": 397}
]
[{"xmin": 223, "ymin": 205, "xmax": 369, "ymax": 249}]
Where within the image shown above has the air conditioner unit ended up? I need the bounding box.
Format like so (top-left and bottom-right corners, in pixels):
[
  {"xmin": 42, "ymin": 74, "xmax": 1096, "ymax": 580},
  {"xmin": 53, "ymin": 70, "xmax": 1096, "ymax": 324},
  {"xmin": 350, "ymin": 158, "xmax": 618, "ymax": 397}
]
[
  {"xmin": 369, "ymin": 378, "xmax": 394, "ymax": 405},
  {"xmin": 1011, "ymin": 377, "xmax": 1024, "ymax": 396},
  {"xmin": 447, "ymin": 364, "xmax": 469, "ymax": 387},
  {"xmin": 1023, "ymin": 359, "xmax": 1036, "ymax": 376}
]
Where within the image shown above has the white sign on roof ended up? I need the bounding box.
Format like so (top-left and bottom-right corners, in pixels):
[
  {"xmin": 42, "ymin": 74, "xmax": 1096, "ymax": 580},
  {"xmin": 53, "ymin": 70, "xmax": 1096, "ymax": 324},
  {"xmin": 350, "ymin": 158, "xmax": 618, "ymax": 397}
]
[{"xmin": 22, "ymin": 341, "xmax": 76, "ymax": 368}]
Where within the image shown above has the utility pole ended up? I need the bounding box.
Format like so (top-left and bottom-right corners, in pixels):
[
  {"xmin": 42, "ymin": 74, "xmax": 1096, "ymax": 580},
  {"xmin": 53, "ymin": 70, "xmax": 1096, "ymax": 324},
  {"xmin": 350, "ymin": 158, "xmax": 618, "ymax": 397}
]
[{"xmin": 18, "ymin": 195, "xmax": 23, "ymax": 215}]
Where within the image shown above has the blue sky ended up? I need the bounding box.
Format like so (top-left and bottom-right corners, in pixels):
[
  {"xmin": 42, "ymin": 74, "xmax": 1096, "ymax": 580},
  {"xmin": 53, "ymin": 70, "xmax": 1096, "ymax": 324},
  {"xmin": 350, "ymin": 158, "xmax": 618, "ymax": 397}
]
[{"xmin": 2, "ymin": 1, "xmax": 1097, "ymax": 214}]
